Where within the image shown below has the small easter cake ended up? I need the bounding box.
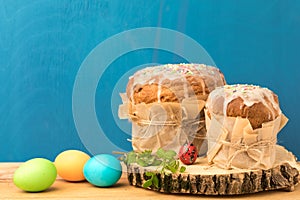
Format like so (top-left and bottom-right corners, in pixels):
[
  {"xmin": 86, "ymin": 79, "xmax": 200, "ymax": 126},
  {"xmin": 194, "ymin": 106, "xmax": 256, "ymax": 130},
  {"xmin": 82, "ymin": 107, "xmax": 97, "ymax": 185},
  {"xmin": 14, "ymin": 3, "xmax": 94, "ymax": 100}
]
[{"xmin": 205, "ymin": 84, "xmax": 290, "ymax": 169}]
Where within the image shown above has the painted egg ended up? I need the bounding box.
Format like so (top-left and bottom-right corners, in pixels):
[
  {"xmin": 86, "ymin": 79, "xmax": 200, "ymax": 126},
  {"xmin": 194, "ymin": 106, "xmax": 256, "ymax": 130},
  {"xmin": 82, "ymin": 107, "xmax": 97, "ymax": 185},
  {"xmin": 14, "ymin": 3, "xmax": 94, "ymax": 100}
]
[
  {"xmin": 83, "ymin": 154, "xmax": 122, "ymax": 187},
  {"xmin": 54, "ymin": 149, "xmax": 90, "ymax": 182},
  {"xmin": 13, "ymin": 158, "xmax": 57, "ymax": 192},
  {"xmin": 179, "ymin": 143, "xmax": 198, "ymax": 165}
]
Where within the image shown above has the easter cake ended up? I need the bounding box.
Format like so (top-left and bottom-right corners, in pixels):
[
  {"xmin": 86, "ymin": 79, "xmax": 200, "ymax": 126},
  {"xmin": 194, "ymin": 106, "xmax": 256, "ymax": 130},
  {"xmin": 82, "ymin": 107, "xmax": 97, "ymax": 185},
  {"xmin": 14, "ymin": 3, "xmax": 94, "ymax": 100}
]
[
  {"xmin": 204, "ymin": 84, "xmax": 290, "ymax": 169},
  {"xmin": 119, "ymin": 63, "xmax": 226, "ymax": 155}
]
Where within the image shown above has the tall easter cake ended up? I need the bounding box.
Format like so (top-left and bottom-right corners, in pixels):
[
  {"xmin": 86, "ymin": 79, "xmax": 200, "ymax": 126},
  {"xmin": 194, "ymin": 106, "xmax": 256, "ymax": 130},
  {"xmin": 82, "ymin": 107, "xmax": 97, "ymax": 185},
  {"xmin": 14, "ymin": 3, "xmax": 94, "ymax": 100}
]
[{"xmin": 121, "ymin": 63, "xmax": 226, "ymax": 154}]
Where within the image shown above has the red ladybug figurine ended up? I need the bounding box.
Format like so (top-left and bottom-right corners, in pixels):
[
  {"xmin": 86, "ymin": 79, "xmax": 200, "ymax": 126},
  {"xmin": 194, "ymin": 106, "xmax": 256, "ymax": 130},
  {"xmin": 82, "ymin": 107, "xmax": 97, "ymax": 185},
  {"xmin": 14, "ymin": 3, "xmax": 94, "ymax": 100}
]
[{"xmin": 179, "ymin": 143, "xmax": 198, "ymax": 165}]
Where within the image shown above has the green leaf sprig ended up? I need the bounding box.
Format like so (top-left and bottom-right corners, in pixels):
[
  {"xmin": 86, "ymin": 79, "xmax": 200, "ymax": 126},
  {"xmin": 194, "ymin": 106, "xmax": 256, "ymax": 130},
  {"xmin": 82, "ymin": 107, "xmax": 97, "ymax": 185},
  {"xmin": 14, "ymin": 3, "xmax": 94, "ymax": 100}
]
[
  {"xmin": 121, "ymin": 148, "xmax": 186, "ymax": 188},
  {"xmin": 143, "ymin": 171, "xmax": 159, "ymax": 188}
]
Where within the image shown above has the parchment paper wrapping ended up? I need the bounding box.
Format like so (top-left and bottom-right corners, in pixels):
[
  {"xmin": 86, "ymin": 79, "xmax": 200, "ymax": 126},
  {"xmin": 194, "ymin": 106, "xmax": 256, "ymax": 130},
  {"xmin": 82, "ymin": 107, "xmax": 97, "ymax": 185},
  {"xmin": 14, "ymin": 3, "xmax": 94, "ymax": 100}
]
[
  {"xmin": 119, "ymin": 93, "xmax": 207, "ymax": 154},
  {"xmin": 205, "ymin": 109, "xmax": 289, "ymax": 169}
]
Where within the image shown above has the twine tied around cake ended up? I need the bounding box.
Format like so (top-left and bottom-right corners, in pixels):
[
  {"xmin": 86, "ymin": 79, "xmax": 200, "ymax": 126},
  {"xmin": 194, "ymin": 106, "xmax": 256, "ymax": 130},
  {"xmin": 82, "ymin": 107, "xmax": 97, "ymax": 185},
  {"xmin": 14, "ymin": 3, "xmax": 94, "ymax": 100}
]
[
  {"xmin": 205, "ymin": 109, "xmax": 288, "ymax": 170},
  {"xmin": 128, "ymin": 113, "xmax": 178, "ymax": 126},
  {"xmin": 217, "ymin": 138, "xmax": 277, "ymax": 169},
  {"xmin": 129, "ymin": 115, "xmax": 207, "ymax": 140},
  {"xmin": 118, "ymin": 94, "xmax": 208, "ymax": 154}
]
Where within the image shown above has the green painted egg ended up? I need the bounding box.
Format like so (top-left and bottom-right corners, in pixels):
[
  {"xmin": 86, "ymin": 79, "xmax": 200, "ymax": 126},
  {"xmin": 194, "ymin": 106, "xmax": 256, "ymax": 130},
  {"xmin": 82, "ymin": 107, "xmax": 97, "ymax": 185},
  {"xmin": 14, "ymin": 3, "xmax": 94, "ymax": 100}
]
[{"xmin": 13, "ymin": 158, "xmax": 57, "ymax": 192}]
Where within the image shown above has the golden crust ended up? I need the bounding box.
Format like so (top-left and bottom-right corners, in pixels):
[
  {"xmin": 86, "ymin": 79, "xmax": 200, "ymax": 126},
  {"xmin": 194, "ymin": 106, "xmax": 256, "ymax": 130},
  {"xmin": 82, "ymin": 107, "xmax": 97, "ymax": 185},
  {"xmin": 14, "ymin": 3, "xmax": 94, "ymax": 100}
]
[{"xmin": 126, "ymin": 64, "xmax": 226, "ymax": 104}]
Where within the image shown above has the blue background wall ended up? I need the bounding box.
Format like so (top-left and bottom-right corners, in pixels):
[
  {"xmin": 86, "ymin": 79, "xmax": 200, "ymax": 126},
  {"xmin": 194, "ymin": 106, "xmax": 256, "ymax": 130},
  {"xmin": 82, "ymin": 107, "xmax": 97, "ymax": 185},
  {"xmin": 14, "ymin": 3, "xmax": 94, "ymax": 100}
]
[{"xmin": 1, "ymin": 0, "xmax": 299, "ymax": 161}]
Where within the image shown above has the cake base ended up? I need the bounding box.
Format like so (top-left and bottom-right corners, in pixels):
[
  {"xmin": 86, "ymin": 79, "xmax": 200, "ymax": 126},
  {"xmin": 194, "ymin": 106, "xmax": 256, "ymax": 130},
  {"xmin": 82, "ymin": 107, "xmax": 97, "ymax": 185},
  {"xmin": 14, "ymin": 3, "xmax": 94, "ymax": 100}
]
[{"xmin": 126, "ymin": 157, "xmax": 299, "ymax": 195}]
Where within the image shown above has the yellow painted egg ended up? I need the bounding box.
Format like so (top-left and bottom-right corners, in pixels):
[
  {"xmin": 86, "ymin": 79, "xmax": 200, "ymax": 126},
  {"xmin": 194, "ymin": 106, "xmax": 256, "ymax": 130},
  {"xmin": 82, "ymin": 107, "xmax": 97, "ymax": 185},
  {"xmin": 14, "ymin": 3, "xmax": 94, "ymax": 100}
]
[{"xmin": 54, "ymin": 150, "xmax": 90, "ymax": 182}]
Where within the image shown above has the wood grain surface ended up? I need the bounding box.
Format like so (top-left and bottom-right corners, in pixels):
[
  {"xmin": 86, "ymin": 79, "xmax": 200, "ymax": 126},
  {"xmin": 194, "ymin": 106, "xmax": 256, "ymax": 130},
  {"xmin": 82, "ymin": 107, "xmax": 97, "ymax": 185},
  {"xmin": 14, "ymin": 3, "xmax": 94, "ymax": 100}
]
[{"xmin": 1, "ymin": 163, "xmax": 300, "ymax": 200}]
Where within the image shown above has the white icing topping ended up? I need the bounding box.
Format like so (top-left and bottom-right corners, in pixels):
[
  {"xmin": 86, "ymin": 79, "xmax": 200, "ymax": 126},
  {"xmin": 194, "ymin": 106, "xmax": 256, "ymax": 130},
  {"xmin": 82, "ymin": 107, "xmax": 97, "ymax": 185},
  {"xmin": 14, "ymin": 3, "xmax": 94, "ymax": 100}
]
[
  {"xmin": 183, "ymin": 77, "xmax": 188, "ymax": 99},
  {"xmin": 129, "ymin": 63, "xmax": 225, "ymax": 102},
  {"xmin": 206, "ymin": 84, "xmax": 281, "ymax": 118},
  {"xmin": 157, "ymin": 78, "xmax": 162, "ymax": 102}
]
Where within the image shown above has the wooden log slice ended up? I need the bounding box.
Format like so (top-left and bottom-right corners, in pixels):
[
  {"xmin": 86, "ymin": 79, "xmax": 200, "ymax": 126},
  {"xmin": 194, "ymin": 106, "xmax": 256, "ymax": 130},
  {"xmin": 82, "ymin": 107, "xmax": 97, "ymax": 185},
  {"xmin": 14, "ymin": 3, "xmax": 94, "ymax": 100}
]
[{"xmin": 126, "ymin": 157, "xmax": 299, "ymax": 195}]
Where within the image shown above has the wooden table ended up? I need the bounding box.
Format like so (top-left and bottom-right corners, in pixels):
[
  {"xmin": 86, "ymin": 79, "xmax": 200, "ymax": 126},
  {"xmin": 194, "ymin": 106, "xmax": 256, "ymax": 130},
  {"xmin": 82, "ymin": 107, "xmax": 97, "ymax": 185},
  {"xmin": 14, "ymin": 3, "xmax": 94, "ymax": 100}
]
[{"xmin": 1, "ymin": 163, "xmax": 299, "ymax": 200}]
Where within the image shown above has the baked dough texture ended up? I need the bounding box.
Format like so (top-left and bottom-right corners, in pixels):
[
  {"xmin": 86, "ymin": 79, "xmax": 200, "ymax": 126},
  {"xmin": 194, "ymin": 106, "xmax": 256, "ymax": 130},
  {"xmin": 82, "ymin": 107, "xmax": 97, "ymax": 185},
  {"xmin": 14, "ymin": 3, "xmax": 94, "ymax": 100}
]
[{"xmin": 206, "ymin": 84, "xmax": 281, "ymax": 129}]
